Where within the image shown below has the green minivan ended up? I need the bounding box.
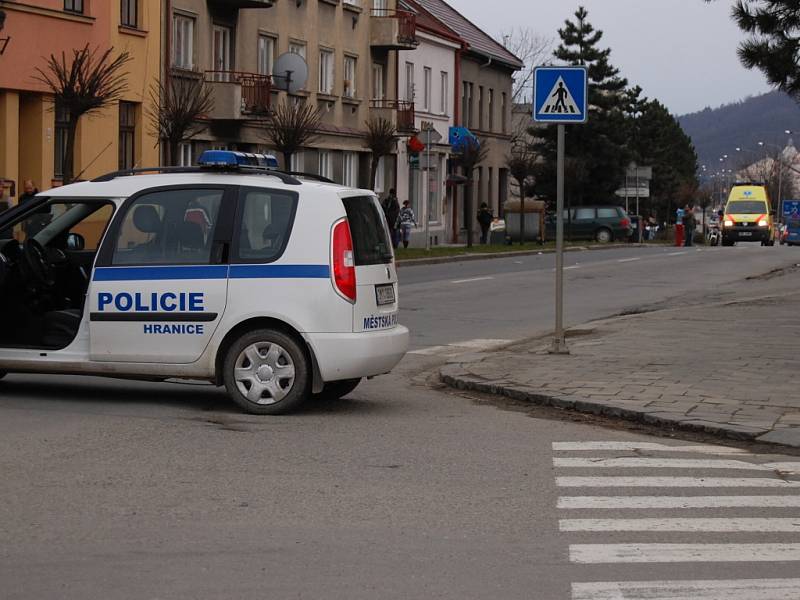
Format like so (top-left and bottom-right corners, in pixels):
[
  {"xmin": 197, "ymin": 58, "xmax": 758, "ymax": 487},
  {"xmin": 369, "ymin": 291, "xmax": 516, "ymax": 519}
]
[{"xmin": 546, "ymin": 205, "xmax": 633, "ymax": 243}]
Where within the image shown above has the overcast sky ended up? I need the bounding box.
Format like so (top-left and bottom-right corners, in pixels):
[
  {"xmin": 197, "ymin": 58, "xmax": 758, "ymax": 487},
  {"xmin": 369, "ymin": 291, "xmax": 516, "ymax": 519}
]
[{"xmin": 451, "ymin": 0, "xmax": 773, "ymax": 115}]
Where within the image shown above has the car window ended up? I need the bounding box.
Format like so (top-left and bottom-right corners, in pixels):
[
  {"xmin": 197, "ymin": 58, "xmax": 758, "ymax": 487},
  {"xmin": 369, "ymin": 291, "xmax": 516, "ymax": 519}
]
[
  {"xmin": 575, "ymin": 208, "xmax": 596, "ymax": 220},
  {"xmin": 0, "ymin": 201, "xmax": 114, "ymax": 249},
  {"xmin": 342, "ymin": 196, "xmax": 393, "ymax": 265},
  {"xmin": 234, "ymin": 187, "xmax": 297, "ymax": 263},
  {"xmin": 726, "ymin": 201, "xmax": 768, "ymax": 214},
  {"xmin": 597, "ymin": 208, "xmax": 619, "ymax": 219},
  {"xmin": 112, "ymin": 189, "xmax": 223, "ymax": 265}
]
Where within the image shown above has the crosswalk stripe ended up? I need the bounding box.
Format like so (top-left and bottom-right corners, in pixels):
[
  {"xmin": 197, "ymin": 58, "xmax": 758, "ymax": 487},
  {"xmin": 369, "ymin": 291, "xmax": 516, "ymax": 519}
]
[
  {"xmin": 569, "ymin": 543, "xmax": 800, "ymax": 564},
  {"xmin": 571, "ymin": 578, "xmax": 800, "ymax": 600},
  {"xmin": 554, "ymin": 457, "xmax": 800, "ymax": 471},
  {"xmin": 560, "ymin": 518, "xmax": 800, "ymax": 532},
  {"xmin": 552, "ymin": 441, "xmax": 748, "ymax": 454},
  {"xmin": 558, "ymin": 495, "xmax": 800, "ymax": 509},
  {"xmin": 557, "ymin": 476, "xmax": 800, "ymax": 488}
]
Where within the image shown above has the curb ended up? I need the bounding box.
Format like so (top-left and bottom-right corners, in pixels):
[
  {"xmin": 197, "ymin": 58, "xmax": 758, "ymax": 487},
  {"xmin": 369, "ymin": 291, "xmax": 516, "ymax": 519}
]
[
  {"xmin": 396, "ymin": 243, "xmax": 651, "ymax": 268},
  {"xmin": 439, "ymin": 365, "xmax": 800, "ymax": 449}
]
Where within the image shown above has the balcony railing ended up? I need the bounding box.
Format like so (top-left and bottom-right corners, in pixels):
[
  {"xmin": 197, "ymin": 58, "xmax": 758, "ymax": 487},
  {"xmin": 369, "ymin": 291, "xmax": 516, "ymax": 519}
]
[
  {"xmin": 206, "ymin": 0, "xmax": 275, "ymax": 8},
  {"xmin": 370, "ymin": 99, "xmax": 415, "ymax": 133},
  {"xmin": 204, "ymin": 71, "xmax": 272, "ymax": 118},
  {"xmin": 370, "ymin": 9, "xmax": 418, "ymax": 49}
]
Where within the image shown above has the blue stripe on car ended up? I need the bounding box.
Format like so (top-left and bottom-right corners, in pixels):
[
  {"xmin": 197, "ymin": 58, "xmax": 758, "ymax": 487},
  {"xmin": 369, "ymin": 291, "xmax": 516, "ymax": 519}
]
[{"xmin": 93, "ymin": 264, "xmax": 330, "ymax": 281}]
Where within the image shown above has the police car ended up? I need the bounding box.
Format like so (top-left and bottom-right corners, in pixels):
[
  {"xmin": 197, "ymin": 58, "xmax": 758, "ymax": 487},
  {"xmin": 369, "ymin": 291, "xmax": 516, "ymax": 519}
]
[{"xmin": 0, "ymin": 151, "xmax": 408, "ymax": 414}]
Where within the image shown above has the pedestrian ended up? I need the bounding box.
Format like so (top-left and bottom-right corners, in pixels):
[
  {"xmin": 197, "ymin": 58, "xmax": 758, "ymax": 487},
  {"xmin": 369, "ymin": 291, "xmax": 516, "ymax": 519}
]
[
  {"xmin": 382, "ymin": 188, "xmax": 400, "ymax": 248},
  {"xmin": 683, "ymin": 204, "xmax": 696, "ymax": 247},
  {"xmin": 476, "ymin": 202, "xmax": 493, "ymax": 244},
  {"xmin": 19, "ymin": 180, "xmax": 38, "ymax": 205},
  {"xmin": 396, "ymin": 200, "xmax": 417, "ymax": 249}
]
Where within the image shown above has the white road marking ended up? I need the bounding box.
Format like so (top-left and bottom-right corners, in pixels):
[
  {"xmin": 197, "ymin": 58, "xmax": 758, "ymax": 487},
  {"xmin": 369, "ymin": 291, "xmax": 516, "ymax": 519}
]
[
  {"xmin": 667, "ymin": 251, "xmax": 688, "ymax": 256},
  {"xmin": 618, "ymin": 257, "xmax": 641, "ymax": 263},
  {"xmin": 556, "ymin": 476, "xmax": 800, "ymax": 488},
  {"xmin": 552, "ymin": 441, "xmax": 748, "ymax": 455},
  {"xmin": 558, "ymin": 495, "xmax": 800, "ymax": 509},
  {"xmin": 570, "ymin": 543, "xmax": 800, "ymax": 564},
  {"xmin": 571, "ymin": 578, "xmax": 800, "ymax": 600},
  {"xmin": 450, "ymin": 339, "xmax": 511, "ymax": 349},
  {"xmin": 553, "ymin": 457, "xmax": 800, "ymax": 471},
  {"xmin": 560, "ymin": 518, "xmax": 800, "ymax": 532},
  {"xmin": 408, "ymin": 339, "xmax": 512, "ymax": 356},
  {"xmin": 450, "ymin": 276, "xmax": 494, "ymax": 284},
  {"xmin": 565, "ymin": 265, "xmax": 581, "ymax": 270}
]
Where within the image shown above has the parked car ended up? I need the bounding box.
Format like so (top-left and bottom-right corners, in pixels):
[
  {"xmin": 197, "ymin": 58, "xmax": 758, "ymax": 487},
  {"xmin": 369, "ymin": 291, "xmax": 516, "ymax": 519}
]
[{"xmin": 545, "ymin": 206, "xmax": 633, "ymax": 243}]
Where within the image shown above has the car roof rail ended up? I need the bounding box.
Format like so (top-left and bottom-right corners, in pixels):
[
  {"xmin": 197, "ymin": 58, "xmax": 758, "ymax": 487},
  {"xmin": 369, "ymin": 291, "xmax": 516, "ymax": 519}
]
[
  {"xmin": 283, "ymin": 171, "xmax": 335, "ymax": 184},
  {"xmin": 91, "ymin": 165, "xmax": 302, "ymax": 186}
]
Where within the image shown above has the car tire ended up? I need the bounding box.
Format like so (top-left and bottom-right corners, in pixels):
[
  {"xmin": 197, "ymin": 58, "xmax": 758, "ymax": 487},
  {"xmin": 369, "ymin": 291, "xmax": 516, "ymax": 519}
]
[
  {"xmin": 595, "ymin": 228, "xmax": 613, "ymax": 243},
  {"xmin": 314, "ymin": 378, "xmax": 362, "ymax": 401},
  {"xmin": 223, "ymin": 329, "xmax": 310, "ymax": 415}
]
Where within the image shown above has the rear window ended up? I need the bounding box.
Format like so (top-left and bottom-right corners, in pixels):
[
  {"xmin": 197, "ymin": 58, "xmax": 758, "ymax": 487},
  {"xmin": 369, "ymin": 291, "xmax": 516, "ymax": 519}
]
[
  {"xmin": 727, "ymin": 201, "xmax": 768, "ymax": 214},
  {"xmin": 597, "ymin": 207, "xmax": 621, "ymax": 219},
  {"xmin": 342, "ymin": 196, "xmax": 393, "ymax": 265},
  {"xmin": 234, "ymin": 187, "xmax": 298, "ymax": 263},
  {"xmin": 575, "ymin": 208, "xmax": 596, "ymax": 220}
]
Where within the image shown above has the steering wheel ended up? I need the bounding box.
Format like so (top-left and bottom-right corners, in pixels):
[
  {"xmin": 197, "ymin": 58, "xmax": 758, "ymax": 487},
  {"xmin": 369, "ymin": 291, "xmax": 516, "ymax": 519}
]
[{"xmin": 21, "ymin": 238, "xmax": 57, "ymax": 289}]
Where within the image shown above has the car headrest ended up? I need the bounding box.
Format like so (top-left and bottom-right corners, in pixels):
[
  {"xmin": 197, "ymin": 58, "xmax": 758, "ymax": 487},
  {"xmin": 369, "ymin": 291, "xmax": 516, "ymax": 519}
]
[
  {"xmin": 177, "ymin": 221, "xmax": 205, "ymax": 250},
  {"xmin": 133, "ymin": 205, "xmax": 161, "ymax": 234}
]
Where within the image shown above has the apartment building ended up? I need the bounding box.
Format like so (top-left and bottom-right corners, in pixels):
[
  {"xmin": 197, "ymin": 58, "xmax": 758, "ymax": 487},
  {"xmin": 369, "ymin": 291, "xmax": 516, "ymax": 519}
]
[
  {"xmin": 0, "ymin": 0, "xmax": 160, "ymax": 200},
  {"xmin": 164, "ymin": 0, "xmax": 418, "ymax": 191}
]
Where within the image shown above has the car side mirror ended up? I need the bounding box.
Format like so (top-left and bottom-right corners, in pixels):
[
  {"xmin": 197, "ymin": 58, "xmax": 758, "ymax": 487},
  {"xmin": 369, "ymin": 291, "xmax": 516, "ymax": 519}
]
[{"xmin": 66, "ymin": 232, "xmax": 85, "ymax": 251}]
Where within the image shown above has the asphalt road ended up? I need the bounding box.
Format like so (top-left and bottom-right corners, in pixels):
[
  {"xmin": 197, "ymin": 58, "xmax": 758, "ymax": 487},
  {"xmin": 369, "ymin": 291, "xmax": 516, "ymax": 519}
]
[{"xmin": 2, "ymin": 243, "xmax": 799, "ymax": 599}]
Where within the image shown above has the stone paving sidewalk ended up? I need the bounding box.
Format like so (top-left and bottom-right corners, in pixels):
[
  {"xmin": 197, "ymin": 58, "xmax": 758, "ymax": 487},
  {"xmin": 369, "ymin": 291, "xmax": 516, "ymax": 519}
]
[{"xmin": 440, "ymin": 290, "xmax": 800, "ymax": 448}]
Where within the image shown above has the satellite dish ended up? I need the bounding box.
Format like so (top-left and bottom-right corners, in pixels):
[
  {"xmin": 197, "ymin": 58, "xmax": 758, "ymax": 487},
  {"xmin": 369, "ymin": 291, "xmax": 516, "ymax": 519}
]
[{"xmin": 272, "ymin": 52, "xmax": 309, "ymax": 94}]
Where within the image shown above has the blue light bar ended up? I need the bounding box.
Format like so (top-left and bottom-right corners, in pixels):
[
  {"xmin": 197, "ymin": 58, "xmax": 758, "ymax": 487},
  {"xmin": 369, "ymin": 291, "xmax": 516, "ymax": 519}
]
[{"xmin": 197, "ymin": 150, "xmax": 279, "ymax": 169}]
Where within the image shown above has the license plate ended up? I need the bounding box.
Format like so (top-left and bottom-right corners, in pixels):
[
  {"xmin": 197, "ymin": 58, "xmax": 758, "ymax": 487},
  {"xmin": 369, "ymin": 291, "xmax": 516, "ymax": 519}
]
[
  {"xmin": 375, "ymin": 284, "xmax": 395, "ymax": 306},
  {"xmin": 740, "ymin": 232, "xmax": 753, "ymax": 237}
]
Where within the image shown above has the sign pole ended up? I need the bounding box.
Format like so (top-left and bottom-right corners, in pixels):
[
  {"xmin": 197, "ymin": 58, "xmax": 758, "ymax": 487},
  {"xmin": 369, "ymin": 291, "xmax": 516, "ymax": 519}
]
[
  {"xmin": 425, "ymin": 127, "xmax": 431, "ymax": 251},
  {"xmin": 550, "ymin": 123, "xmax": 569, "ymax": 354}
]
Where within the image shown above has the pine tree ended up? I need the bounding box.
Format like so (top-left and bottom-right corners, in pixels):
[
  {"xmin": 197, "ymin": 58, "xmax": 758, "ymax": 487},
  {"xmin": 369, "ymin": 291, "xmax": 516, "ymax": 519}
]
[{"xmin": 531, "ymin": 7, "xmax": 631, "ymax": 206}]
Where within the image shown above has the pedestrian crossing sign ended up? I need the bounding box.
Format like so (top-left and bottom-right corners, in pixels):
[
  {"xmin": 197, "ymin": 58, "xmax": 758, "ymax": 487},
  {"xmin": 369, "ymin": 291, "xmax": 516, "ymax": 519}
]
[{"xmin": 533, "ymin": 66, "xmax": 588, "ymax": 124}]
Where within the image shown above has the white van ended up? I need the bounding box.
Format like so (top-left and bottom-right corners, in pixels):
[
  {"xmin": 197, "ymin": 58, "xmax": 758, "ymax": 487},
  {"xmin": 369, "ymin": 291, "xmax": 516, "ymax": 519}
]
[{"xmin": 0, "ymin": 152, "xmax": 408, "ymax": 414}]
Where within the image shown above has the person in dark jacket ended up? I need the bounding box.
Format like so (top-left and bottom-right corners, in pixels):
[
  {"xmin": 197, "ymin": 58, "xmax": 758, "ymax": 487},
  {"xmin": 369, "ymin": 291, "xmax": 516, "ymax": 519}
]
[
  {"xmin": 682, "ymin": 204, "xmax": 696, "ymax": 247},
  {"xmin": 477, "ymin": 202, "xmax": 493, "ymax": 244},
  {"xmin": 19, "ymin": 180, "xmax": 39, "ymax": 205},
  {"xmin": 382, "ymin": 188, "xmax": 400, "ymax": 248}
]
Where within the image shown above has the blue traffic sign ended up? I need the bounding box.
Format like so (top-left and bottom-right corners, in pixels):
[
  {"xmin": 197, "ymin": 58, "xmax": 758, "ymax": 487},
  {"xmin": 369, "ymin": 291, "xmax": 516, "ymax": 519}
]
[{"xmin": 533, "ymin": 66, "xmax": 588, "ymax": 123}]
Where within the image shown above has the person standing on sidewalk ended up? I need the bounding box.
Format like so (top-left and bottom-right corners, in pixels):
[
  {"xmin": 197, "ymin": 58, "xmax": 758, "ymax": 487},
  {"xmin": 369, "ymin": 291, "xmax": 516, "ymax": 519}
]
[
  {"xmin": 683, "ymin": 204, "xmax": 696, "ymax": 247},
  {"xmin": 382, "ymin": 188, "xmax": 400, "ymax": 248},
  {"xmin": 477, "ymin": 202, "xmax": 493, "ymax": 245},
  {"xmin": 397, "ymin": 200, "xmax": 417, "ymax": 249}
]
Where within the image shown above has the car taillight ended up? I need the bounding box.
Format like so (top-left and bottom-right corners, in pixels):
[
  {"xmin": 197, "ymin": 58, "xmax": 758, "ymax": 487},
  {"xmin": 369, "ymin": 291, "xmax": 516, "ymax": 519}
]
[
  {"xmin": 621, "ymin": 218, "xmax": 631, "ymax": 228},
  {"xmin": 332, "ymin": 218, "xmax": 356, "ymax": 303}
]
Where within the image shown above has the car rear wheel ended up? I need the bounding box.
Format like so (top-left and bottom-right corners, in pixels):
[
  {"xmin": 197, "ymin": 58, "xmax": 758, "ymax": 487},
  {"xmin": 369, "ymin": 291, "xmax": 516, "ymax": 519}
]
[
  {"xmin": 223, "ymin": 329, "xmax": 310, "ymax": 415},
  {"xmin": 595, "ymin": 228, "xmax": 613, "ymax": 243},
  {"xmin": 314, "ymin": 378, "xmax": 362, "ymax": 400}
]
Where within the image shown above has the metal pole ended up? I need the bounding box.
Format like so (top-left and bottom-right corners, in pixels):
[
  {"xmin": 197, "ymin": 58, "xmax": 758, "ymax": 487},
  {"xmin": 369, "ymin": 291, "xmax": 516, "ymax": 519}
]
[
  {"xmin": 550, "ymin": 123, "xmax": 569, "ymax": 354},
  {"xmin": 777, "ymin": 153, "xmax": 784, "ymax": 225},
  {"xmin": 425, "ymin": 128, "xmax": 431, "ymax": 251}
]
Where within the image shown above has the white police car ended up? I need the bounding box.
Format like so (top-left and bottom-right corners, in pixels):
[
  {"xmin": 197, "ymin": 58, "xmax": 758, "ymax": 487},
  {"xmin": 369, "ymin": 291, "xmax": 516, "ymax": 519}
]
[{"xmin": 0, "ymin": 151, "xmax": 408, "ymax": 414}]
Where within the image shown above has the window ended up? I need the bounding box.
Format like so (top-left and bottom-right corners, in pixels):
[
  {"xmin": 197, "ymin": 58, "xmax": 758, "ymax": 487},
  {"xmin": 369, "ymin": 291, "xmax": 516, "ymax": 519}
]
[
  {"xmin": 64, "ymin": 0, "xmax": 83, "ymax": 13},
  {"xmin": 318, "ymin": 151, "xmax": 332, "ymax": 179},
  {"xmin": 343, "ymin": 152, "xmax": 358, "ymax": 187},
  {"xmin": 54, "ymin": 103, "xmax": 69, "ymax": 180},
  {"xmin": 374, "ymin": 155, "xmax": 385, "ymax": 193},
  {"xmin": 178, "ymin": 143, "xmax": 193, "ymax": 167},
  {"xmin": 172, "ymin": 14, "xmax": 195, "ymax": 70},
  {"xmin": 488, "ymin": 89, "xmax": 495, "ymax": 131},
  {"xmin": 118, "ymin": 102, "xmax": 137, "ymax": 170},
  {"xmin": 372, "ymin": 63, "xmax": 385, "ymax": 100},
  {"xmin": 440, "ymin": 71, "xmax": 448, "ymax": 115},
  {"xmin": 487, "ymin": 167, "xmax": 494, "ymax": 213},
  {"xmin": 501, "ymin": 92, "xmax": 507, "ymax": 133},
  {"xmin": 343, "ymin": 55, "xmax": 357, "ymax": 98},
  {"xmin": 341, "ymin": 196, "xmax": 393, "ymax": 265},
  {"xmin": 597, "ymin": 208, "xmax": 620, "ymax": 219},
  {"xmin": 0, "ymin": 202, "xmax": 113, "ymax": 249},
  {"xmin": 258, "ymin": 35, "xmax": 276, "ymax": 76},
  {"xmin": 113, "ymin": 189, "xmax": 224, "ymax": 265},
  {"xmin": 212, "ymin": 25, "xmax": 233, "ymax": 81},
  {"xmin": 372, "ymin": 0, "xmax": 388, "ymax": 14},
  {"xmin": 575, "ymin": 208, "xmax": 596, "ymax": 220},
  {"xmin": 405, "ymin": 62, "xmax": 414, "ymax": 102},
  {"xmin": 423, "ymin": 67, "xmax": 431, "ymax": 112},
  {"xmin": 234, "ymin": 188, "xmax": 298, "ymax": 263},
  {"xmin": 121, "ymin": 0, "xmax": 137, "ymax": 28},
  {"xmin": 318, "ymin": 49, "xmax": 334, "ymax": 94},
  {"xmin": 290, "ymin": 152, "xmax": 305, "ymax": 173},
  {"xmin": 478, "ymin": 86, "xmax": 484, "ymax": 130},
  {"xmin": 343, "ymin": 0, "xmax": 360, "ymax": 7},
  {"xmin": 289, "ymin": 41, "xmax": 306, "ymax": 59}
]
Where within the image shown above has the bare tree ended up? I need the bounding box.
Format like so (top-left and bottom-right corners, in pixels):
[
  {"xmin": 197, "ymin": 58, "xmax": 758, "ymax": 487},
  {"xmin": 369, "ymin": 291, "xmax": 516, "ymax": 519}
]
[
  {"xmin": 148, "ymin": 76, "xmax": 213, "ymax": 166},
  {"xmin": 499, "ymin": 27, "xmax": 553, "ymax": 105},
  {"xmin": 262, "ymin": 101, "xmax": 321, "ymax": 169},
  {"xmin": 364, "ymin": 117, "xmax": 398, "ymax": 191},
  {"xmin": 507, "ymin": 145, "xmax": 540, "ymax": 244},
  {"xmin": 35, "ymin": 45, "xmax": 131, "ymax": 183},
  {"xmin": 455, "ymin": 138, "xmax": 489, "ymax": 248}
]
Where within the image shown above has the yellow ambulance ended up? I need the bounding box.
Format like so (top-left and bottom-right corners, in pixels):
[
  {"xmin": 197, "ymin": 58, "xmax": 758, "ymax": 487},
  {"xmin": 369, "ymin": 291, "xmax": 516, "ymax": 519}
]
[{"xmin": 721, "ymin": 184, "xmax": 776, "ymax": 246}]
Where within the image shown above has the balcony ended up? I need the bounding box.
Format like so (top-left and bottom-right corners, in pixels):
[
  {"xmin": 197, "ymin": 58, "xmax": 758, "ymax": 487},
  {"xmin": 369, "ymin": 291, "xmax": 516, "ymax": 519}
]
[
  {"xmin": 370, "ymin": 99, "xmax": 416, "ymax": 134},
  {"xmin": 205, "ymin": 71, "xmax": 272, "ymax": 120},
  {"xmin": 207, "ymin": 0, "xmax": 275, "ymax": 8},
  {"xmin": 370, "ymin": 9, "xmax": 419, "ymax": 50}
]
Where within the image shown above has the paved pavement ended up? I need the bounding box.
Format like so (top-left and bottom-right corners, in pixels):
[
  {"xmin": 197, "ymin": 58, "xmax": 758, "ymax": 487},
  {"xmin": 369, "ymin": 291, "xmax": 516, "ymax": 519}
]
[{"xmin": 441, "ymin": 265, "xmax": 800, "ymax": 448}]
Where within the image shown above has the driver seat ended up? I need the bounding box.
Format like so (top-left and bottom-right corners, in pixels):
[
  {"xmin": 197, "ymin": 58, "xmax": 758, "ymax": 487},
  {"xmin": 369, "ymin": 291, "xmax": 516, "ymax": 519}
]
[{"xmin": 41, "ymin": 309, "xmax": 82, "ymax": 348}]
